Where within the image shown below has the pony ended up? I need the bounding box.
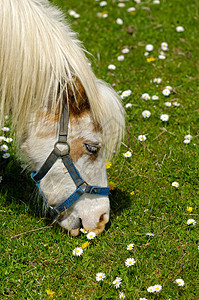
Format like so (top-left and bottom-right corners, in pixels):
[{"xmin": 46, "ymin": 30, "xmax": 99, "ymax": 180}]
[{"xmin": 0, "ymin": 0, "xmax": 125, "ymax": 236}]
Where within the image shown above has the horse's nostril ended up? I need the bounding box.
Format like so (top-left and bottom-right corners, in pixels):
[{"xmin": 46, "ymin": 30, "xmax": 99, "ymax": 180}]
[{"xmin": 99, "ymin": 213, "xmax": 108, "ymax": 224}]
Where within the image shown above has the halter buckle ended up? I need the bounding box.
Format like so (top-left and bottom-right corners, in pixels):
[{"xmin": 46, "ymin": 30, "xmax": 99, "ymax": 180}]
[{"xmin": 54, "ymin": 141, "xmax": 70, "ymax": 157}]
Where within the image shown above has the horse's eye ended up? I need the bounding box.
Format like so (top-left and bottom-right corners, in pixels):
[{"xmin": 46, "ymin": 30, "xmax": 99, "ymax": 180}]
[{"xmin": 84, "ymin": 143, "xmax": 99, "ymax": 155}]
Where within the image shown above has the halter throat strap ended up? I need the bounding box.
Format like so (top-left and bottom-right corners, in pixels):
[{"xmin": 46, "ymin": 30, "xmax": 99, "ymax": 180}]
[{"xmin": 31, "ymin": 103, "xmax": 110, "ymax": 215}]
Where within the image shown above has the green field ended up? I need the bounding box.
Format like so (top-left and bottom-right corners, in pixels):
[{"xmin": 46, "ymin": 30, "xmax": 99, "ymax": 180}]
[{"xmin": 0, "ymin": 0, "xmax": 198, "ymax": 299}]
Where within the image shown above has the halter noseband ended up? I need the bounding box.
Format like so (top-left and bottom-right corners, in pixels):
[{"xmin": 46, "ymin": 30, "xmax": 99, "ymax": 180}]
[{"xmin": 31, "ymin": 103, "xmax": 110, "ymax": 215}]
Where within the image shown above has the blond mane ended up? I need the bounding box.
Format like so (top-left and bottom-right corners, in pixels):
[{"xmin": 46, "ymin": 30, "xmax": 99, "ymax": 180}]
[{"xmin": 0, "ymin": 0, "xmax": 124, "ymax": 158}]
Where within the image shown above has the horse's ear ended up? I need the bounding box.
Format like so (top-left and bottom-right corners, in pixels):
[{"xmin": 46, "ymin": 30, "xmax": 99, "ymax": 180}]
[{"xmin": 67, "ymin": 77, "xmax": 90, "ymax": 115}]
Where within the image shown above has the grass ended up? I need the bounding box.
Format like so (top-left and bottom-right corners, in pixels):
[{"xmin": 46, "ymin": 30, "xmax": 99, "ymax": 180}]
[{"xmin": 0, "ymin": 0, "xmax": 198, "ymax": 299}]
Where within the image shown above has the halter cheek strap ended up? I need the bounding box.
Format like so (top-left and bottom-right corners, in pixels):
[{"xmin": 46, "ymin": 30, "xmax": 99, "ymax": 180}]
[{"xmin": 31, "ymin": 103, "xmax": 110, "ymax": 215}]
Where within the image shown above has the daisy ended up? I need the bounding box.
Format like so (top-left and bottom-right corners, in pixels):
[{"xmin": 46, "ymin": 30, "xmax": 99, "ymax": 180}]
[
  {"xmin": 113, "ymin": 277, "xmax": 122, "ymax": 288},
  {"xmin": 153, "ymin": 0, "xmax": 160, "ymax": 3},
  {"xmin": 96, "ymin": 272, "xmax": 106, "ymax": 281},
  {"xmin": 87, "ymin": 232, "xmax": 96, "ymax": 239},
  {"xmin": 127, "ymin": 7, "xmax": 136, "ymax": 13},
  {"xmin": 125, "ymin": 103, "xmax": 133, "ymax": 108},
  {"xmin": 142, "ymin": 110, "xmax": 151, "ymax": 118},
  {"xmin": 187, "ymin": 219, "xmax": 196, "ymax": 226},
  {"xmin": 152, "ymin": 95, "xmax": 159, "ymax": 100},
  {"xmin": 172, "ymin": 181, "xmax": 179, "ymax": 188},
  {"xmin": 121, "ymin": 90, "xmax": 132, "ymax": 99},
  {"xmin": 153, "ymin": 78, "xmax": 162, "ymax": 84},
  {"xmin": 144, "ymin": 52, "xmax": 149, "ymax": 56},
  {"xmin": 5, "ymin": 138, "xmax": 13, "ymax": 143},
  {"xmin": 139, "ymin": 298, "xmax": 148, "ymax": 300},
  {"xmin": 162, "ymin": 88, "xmax": 171, "ymax": 96},
  {"xmin": 141, "ymin": 93, "xmax": 150, "ymax": 100},
  {"xmin": 123, "ymin": 151, "xmax": 132, "ymax": 158},
  {"xmin": 117, "ymin": 55, "xmax": 125, "ymax": 61},
  {"xmin": 154, "ymin": 285, "xmax": 162, "ymax": 292},
  {"xmin": 80, "ymin": 228, "xmax": 88, "ymax": 234},
  {"xmin": 0, "ymin": 144, "xmax": 8, "ymax": 151},
  {"xmin": 1, "ymin": 127, "xmax": 10, "ymax": 132},
  {"xmin": 146, "ymin": 232, "xmax": 154, "ymax": 236},
  {"xmin": 99, "ymin": 1, "xmax": 107, "ymax": 6},
  {"xmin": 108, "ymin": 64, "xmax": 116, "ymax": 70},
  {"xmin": 147, "ymin": 286, "xmax": 155, "ymax": 293},
  {"xmin": 138, "ymin": 135, "xmax": 146, "ymax": 142},
  {"xmin": 145, "ymin": 44, "xmax": 154, "ymax": 52},
  {"xmin": 161, "ymin": 42, "xmax": 168, "ymax": 51},
  {"xmin": 160, "ymin": 114, "xmax": 169, "ymax": 121},
  {"xmin": 175, "ymin": 279, "xmax": 185, "ymax": 286},
  {"xmin": 118, "ymin": 3, "xmax": 125, "ymax": 7},
  {"xmin": 164, "ymin": 101, "xmax": 172, "ymax": 107},
  {"xmin": 159, "ymin": 54, "xmax": 166, "ymax": 59},
  {"xmin": 2, "ymin": 152, "xmax": 10, "ymax": 159},
  {"xmin": 116, "ymin": 18, "xmax": 123, "ymax": 25},
  {"xmin": 134, "ymin": 0, "xmax": 141, "ymax": 3},
  {"xmin": 184, "ymin": 134, "xmax": 192, "ymax": 140},
  {"xmin": 184, "ymin": 139, "xmax": 190, "ymax": 144},
  {"xmin": 72, "ymin": 247, "xmax": 83, "ymax": 256},
  {"xmin": 127, "ymin": 243, "xmax": 134, "ymax": 250},
  {"xmin": 176, "ymin": 26, "xmax": 184, "ymax": 32},
  {"xmin": 121, "ymin": 48, "xmax": 129, "ymax": 54},
  {"xmin": 125, "ymin": 258, "xmax": 136, "ymax": 267},
  {"xmin": 165, "ymin": 86, "xmax": 172, "ymax": 90},
  {"xmin": 119, "ymin": 292, "xmax": 125, "ymax": 299},
  {"xmin": 0, "ymin": 136, "xmax": 6, "ymax": 142},
  {"xmin": 173, "ymin": 101, "xmax": 180, "ymax": 107}
]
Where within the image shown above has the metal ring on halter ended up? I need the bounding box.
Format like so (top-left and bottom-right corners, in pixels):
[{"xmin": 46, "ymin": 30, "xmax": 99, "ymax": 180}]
[{"xmin": 54, "ymin": 141, "xmax": 70, "ymax": 157}]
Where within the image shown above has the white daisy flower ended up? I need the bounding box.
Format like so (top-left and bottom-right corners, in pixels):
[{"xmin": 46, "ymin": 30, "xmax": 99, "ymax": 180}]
[
  {"xmin": 142, "ymin": 110, "xmax": 151, "ymax": 118},
  {"xmin": 108, "ymin": 64, "xmax": 116, "ymax": 70},
  {"xmin": 153, "ymin": 0, "xmax": 160, "ymax": 3},
  {"xmin": 127, "ymin": 243, "xmax": 134, "ymax": 250},
  {"xmin": 96, "ymin": 272, "xmax": 106, "ymax": 281},
  {"xmin": 87, "ymin": 232, "xmax": 96, "ymax": 239},
  {"xmin": 147, "ymin": 286, "xmax": 155, "ymax": 293},
  {"xmin": 74, "ymin": 13, "xmax": 80, "ymax": 18},
  {"xmin": 144, "ymin": 52, "xmax": 149, "ymax": 56},
  {"xmin": 141, "ymin": 93, "xmax": 150, "ymax": 100},
  {"xmin": 117, "ymin": 55, "xmax": 125, "ymax": 61},
  {"xmin": 127, "ymin": 7, "xmax": 136, "ymax": 13},
  {"xmin": 145, "ymin": 44, "xmax": 154, "ymax": 52},
  {"xmin": 125, "ymin": 103, "xmax": 133, "ymax": 108},
  {"xmin": 5, "ymin": 138, "xmax": 13, "ymax": 143},
  {"xmin": 123, "ymin": 151, "xmax": 132, "ymax": 158},
  {"xmin": 134, "ymin": 0, "xmax": 141, "ymax": 3},
  {"xmin": 73, "ymin": 247, "xmax": 83, "ymax": 256},
  {"xmin": 139, "ymin": 298, "xmax": 148, "ymax": 300},
  {"xmin": 165, "ymin": 86, "xmax": 173, "ymax": 90},
  {"xmin": 99, "ymin": 1, "xmax": 107, "ymax": 6},
  {"xmin": 162, "ymin": 88, "xmax": 171, "ymax": 96},
  {"xmin": 138, "ymin": 135, "xmax": 147, "ymax": 142},
  {"xmin": 1, "ymin": 127, "xmax": 10, "ymax": 132},
  {"xmin": 3, "ymin": 153, "xmax": 10, "ymax": 159},
  {"xmin": 80, "ymin": 228, "xmax": 88, "ymax": 234},
  {"xmin": 113, "ymin": 277, "xmax": 122, "ymax": 288},
  {"xmin": 184, "ymin": 134, "xmax": 192, "ymax": 140},
  {"xmin": 0, "ymin": 136, "xmax": 6, "ymax": 142},
  {"xmin": 187, "ymin": 219, "xmax": 196, "ymax": 226},
  {"xmin": 152, "ymin": 95, "xmax": 159, "ymax": 100},
  {"xmin": 172, "ymin": 181, "xmax": 179, "ymax": 188},
  {"xmin": 121, "ymin": 48, "xmax": 129, "ymax": 54},
  {"xmin": 164, "ymin": 101, "xmax": 172, "ymax": 107},
  {"xmin": 184, "ymin": 139, "xmax": 190, "ymax": 144},
  {"xmin": 160, "ymin": 114, "xmax": 169, "ymax": 121},
  {"xmin": 119, "ymin": 292, "xmax": 126, "ymax": 299},
  {"xmin": 154, "ymin": 285, "xmax": 162, "ymax": 292},
  {"xmin": 146, "ymin": 232, "xmax": 154, "ymax": 236},
  {"xmin": 121, "ymin": 90, "xmax": 132, "ymax": 99},
  {"xmin": 116, "ymin": 18, "xmax": 123, "ymax": 25},
  {"xmin": 173, "ymin": 101, "xmax": 180, "ymax": 107},
  {"xmin": 176, "ymin": 26, "xmax": 184, "ymax": 32},
  {"xmin": 161, "ymin": 42, "xmax": 168, "ymax": 51},
  {"xmin": 1, "ymin": 144, "xmax": 8, "ymax": 151},
  {"xmin": 125, "ymin": 258, "xmax": 136, "ymax": 267},
  {"xmin": 159, "ymin": 54, "xmax": 166, "ymax": 59},
  {"xmin": 68, "ymin": 10, "xmax": 76, "ymax": 17},
  {"xmin": 175, "ymin": 279, "xmax": 185, "ymax": 286},
  {"xmin": 153, "ymin": 78, "xmax": 162, "ymax": 84},
  {"xmin": 118, "ymin": 3, "xmax": 125, "ymax": 7}
]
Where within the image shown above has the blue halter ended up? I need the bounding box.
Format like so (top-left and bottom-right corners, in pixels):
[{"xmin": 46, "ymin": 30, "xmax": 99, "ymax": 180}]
[{"xmin": 31, "ymin": 103, "xmax": 110, "ymax": 215}]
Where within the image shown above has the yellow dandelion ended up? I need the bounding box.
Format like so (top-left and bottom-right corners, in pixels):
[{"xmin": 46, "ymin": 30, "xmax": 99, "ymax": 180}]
[
  {"xmin": 186, "ymin": 207, "xmax": 193, "ymax": 213},
  {"xmin": 147, "ymin": 57, "xmax": 156, "ymax": 62},
  {"xmin": 81, "ymin": 241, "xmax": 90, "ymax": 249},
  {"xmin": 46, "ymin": 289, "xmax": 55, "ymax": 298},
  {"xmin": 130, "ymin": 191, "xmax": 135, "ymax": 196},
  {"xmin": 106, "ymin": 161, "xmax": 112, "ymax": 169},
  {"xmin": 109, "ymin": 181, "xmax": 116, "ymax": 190}
]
